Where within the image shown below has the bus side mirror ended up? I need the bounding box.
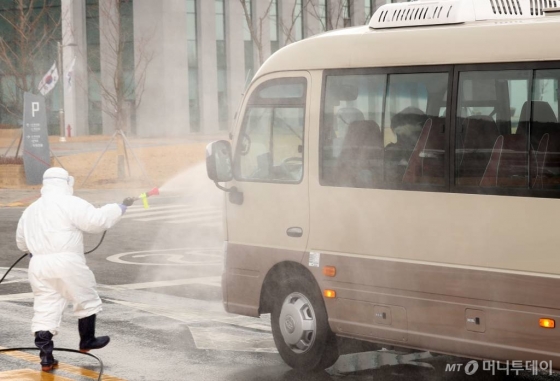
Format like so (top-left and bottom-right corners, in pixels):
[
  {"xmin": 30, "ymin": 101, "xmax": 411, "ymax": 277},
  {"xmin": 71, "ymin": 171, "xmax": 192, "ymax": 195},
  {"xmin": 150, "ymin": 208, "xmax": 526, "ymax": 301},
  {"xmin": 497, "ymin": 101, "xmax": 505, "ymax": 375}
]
[{"xmin": 206, "ymin": 140, "xmax": 233, "ymax": 183}]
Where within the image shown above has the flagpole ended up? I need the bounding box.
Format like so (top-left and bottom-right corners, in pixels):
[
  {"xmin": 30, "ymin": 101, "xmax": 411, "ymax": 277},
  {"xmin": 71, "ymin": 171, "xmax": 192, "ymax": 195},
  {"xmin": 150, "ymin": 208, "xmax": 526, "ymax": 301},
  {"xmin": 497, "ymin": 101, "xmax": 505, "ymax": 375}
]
[{"xmin": 57, "ymin": 41, "xmax": 66, "ymax": 142}]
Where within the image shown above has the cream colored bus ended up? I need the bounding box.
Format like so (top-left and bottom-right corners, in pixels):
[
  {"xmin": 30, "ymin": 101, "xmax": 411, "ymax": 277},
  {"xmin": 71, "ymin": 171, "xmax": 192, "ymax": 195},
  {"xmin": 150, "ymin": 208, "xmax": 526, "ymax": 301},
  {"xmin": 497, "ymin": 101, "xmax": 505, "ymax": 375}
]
[{"xmin": 206, "ymin": 0, "xmax": 560, "ymax": 372}]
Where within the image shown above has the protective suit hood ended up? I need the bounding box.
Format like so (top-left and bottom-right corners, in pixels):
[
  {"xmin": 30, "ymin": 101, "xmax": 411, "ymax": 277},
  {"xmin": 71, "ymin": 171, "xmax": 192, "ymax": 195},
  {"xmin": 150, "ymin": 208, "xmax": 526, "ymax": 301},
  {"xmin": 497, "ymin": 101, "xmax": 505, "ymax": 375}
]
[{"xmin": 41, "ymin": 167, "xmax": 74, "ymax": 196}]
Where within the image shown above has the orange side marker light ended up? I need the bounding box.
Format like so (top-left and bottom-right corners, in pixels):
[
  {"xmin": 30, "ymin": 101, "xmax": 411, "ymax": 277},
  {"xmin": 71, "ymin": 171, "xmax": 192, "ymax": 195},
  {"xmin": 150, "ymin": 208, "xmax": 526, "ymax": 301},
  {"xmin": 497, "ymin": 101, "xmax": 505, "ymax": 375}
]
[
  {"xmin": 540, "ymin": 318, "xmax": 555, "ymax": 328},
  {"xmin": 324, "ymin": 289, "xmax": 336, "ymax": 298},
  {"xmin": 323, "ymin": 266, "xmax": 336, "ymax": 277}
]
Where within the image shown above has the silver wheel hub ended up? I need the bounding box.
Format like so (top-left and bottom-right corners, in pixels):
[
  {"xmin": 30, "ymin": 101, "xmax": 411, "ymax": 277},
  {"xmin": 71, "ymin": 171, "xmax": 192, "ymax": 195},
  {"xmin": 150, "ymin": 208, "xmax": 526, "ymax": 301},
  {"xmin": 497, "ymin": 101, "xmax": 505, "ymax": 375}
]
[{"xmin": 279, "ymin": 292, "xmax": 317, "ymax": 354}]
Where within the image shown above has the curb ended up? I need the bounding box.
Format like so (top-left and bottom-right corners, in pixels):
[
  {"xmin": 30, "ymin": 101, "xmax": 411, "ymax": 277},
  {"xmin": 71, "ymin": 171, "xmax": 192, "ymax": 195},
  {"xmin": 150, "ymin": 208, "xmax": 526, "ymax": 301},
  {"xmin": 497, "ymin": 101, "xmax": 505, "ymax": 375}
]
[
  {"xmin": 0, "ymin": 194, "xmax": 39, "ymax": 208},
  {"xmin": 0, "ymin": 202, "xmax": 27, "ymax": 208}
]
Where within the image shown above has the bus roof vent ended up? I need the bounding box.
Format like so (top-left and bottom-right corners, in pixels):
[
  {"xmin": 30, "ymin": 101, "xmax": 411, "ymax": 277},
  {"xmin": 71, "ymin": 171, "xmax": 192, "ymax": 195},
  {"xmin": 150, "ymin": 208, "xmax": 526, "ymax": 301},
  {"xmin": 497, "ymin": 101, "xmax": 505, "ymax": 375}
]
[
  {"xmin": 370, "ymin": 0, "xmax": 552, "ymax": 29},
  {"xmin": 544, "ymin": 6, "xmax": 560, "ymax": 15}
]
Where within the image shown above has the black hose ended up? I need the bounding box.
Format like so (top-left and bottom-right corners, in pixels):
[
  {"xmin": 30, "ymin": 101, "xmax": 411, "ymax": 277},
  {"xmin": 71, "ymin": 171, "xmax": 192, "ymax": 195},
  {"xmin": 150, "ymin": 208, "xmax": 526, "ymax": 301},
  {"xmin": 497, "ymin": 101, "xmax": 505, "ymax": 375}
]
[
  {"xmin": 0, "ymin": 347, "xmax": 104, "ymax": 381},
  {"xmin": 0, "ymin": 233, "xmax": 109, "ymax": 377},
  {"xmin": 0, "ymin": 252, "xmax": 28, "ymax": 285},
  {"xmin": 0, "ymin": 231, "xmax": 106, "ymax": 285},
  {"xmin": 85, "ymin": 231, "xmax": 107, "ymax": 255}
]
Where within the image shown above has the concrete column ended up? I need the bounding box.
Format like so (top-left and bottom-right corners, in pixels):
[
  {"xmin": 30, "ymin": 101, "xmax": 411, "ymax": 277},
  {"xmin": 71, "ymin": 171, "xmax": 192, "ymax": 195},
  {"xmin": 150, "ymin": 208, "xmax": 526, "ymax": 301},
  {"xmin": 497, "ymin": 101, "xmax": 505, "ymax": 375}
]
[
  {"xmin": 327, "ymin": 0, "xmax": 345, "ymax": 30},
  {"xmin": 197, "ymin": 0, "xmax": 219, "ymax": 134},
  {"xmin": 133, "ymin": 0, "xmax": 190, "ymax": 137},
  {"xmin": 253, "ymin": 0, "xmax": 271, "ymax": 67},
  {"xmin": 225, "ymin": 0, "xmax": 246, "ymax": 127},
  {"xmin": 99, "ymin": 0, "xmax": 118, "ymax": 134},
  {"xmin": 373, "ymin": 0, "xmax": 389, "ymax": 12},
  {"xmin": 304, "ymin": 0, "xmax": 324, "ymax": 38},
  {"xmin": 279, "ymin": 0, "xmax": 297, "ymax": 47},
  {"xmin": 61, "ymin": 0, "xmax": 88, "ymax": 136},
  {"xmin": 352, "ymin": 0, "xmax": 366, "ymax": 26},
  {"xmin": 161, "ymin": 0, "xmax": 190, "ymax": 136}
]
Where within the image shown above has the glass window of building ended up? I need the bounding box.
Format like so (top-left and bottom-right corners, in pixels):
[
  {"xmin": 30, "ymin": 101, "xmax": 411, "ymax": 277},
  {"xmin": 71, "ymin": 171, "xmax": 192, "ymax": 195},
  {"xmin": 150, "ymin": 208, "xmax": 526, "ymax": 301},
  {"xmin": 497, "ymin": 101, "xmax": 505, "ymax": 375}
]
[
  {"xmin": 365, "ymin": 0, "xmax": 373, "ymax": 23},
  {"xmin": 243, "ymin": 0, "xmax": 254, "ymax": 84},
  {"xmin": 216, "ymin": 0, "xmax": 228, "ymax": 131},
  {"xmin": 343, "ymin": 0, "xmax": 352, "ymax": 27},
  {"xmin": 270, "ymin": 0, "xmax": 279, "ymax": 53},
  {"xmin": 294, "ymin": 0, "xmax": 304, "ymax": 41},
  {"xmin": 0, "ymin": 0, "xmax": 61, "ymax": 133},
  {"xmin": 86, "ymin": 0, "xmax": 101, "ymax": 134},
  {"xmin": 120, "ymin": 0, "xmax": 136, "ymax": 133},
  {"xmin": 187, "ymin": 0, "xmax": 199, "ymax": 131},
  {"xmin": 316, "ymin": 0, "xmax": 327, "ymax": 32}
]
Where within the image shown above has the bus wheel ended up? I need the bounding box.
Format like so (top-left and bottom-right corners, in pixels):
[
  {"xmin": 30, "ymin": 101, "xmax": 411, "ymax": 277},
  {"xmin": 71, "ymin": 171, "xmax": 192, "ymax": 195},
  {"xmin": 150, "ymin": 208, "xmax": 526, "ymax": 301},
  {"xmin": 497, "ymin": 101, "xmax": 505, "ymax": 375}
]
[{"xmin": 271, "ymin": 277, "xmax": 339, "ymax": 371}]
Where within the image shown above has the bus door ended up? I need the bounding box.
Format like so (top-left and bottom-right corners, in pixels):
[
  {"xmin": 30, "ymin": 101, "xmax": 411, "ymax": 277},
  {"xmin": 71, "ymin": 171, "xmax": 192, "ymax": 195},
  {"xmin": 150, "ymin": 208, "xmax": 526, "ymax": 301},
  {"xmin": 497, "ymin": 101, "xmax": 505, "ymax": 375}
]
[{"xmin": 225, "ymin": 72, "xmax": 311, "ymax": 314}]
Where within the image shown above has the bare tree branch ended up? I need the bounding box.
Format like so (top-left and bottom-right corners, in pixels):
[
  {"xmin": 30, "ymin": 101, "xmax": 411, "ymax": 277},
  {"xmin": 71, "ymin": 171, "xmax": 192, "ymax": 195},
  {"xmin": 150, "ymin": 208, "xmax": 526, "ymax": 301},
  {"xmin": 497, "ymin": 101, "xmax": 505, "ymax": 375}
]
[
  {"xmin": 82, "ymin": 0, "xmax": 153, "ymax": 132},
  {"xmin": 0, "ymin": 0, "xmax": 61, "ymax": 126}
]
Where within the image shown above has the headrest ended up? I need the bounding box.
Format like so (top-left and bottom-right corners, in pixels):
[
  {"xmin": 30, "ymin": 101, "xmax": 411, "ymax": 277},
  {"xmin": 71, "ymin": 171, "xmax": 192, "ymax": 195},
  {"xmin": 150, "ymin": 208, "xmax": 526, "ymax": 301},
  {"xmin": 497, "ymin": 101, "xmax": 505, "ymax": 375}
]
[{"xmin": 337, "ymin": 107, "xmax": 364, "ymax": 125}]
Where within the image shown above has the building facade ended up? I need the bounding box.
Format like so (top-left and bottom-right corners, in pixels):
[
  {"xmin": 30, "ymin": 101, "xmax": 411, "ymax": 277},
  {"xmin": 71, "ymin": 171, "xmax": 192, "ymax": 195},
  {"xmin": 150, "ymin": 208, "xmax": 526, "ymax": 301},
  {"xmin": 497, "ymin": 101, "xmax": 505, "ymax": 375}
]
[{"xmin": 0, "ymin": 0, "xmax": 392, "ymax": 137}]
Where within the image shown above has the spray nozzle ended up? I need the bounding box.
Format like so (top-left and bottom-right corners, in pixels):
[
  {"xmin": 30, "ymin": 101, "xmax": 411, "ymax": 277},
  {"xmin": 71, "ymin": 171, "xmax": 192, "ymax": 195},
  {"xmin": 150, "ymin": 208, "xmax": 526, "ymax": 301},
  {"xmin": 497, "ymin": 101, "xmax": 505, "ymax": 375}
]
[{"xmin": 134, "ymin": 187, "xmax": 160, "ymax": 209}]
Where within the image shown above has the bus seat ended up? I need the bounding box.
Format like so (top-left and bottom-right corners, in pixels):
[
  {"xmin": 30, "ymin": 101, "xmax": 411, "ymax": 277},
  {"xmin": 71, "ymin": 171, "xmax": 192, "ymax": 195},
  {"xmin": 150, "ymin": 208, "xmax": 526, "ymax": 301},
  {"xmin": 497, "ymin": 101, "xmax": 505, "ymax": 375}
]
[
  {"xmin": 336, "ymin": 120, "xmax": 383, "ymax": 188},
  {"xmin": 337, "ymin": 107, "xmax": 365, "ymax": 125},
  {"xmin": 480, "ymin": 134, "xmax": 528, "ymax": 187},
  {"xmin": 516, "ymin": 101, "xmax": 558, "ymax": 146},
  {"xmin": 421, "ymin": 117, "xmax": 446, "ymax": 184},
  {"xmin": 402, "ymin": 118, "xmax": 432, "ymax": 184},
  {"xmin": 480, "ymin": 135, "xmax": 504, "ymax": 187},
  {"xmin": 457, "ymin": 116, "xmax": 500, "ymax": 185},
  {"xmin": 532, "ymin": 133, "xmax": 549, "ymax": 189},
  {"xmin": 332, "ymin": 107, "xmax": 365, "ymax": 157},
  {"xmin": 538, "ymin": 132, "xmax": 560, "ymax": 188}
]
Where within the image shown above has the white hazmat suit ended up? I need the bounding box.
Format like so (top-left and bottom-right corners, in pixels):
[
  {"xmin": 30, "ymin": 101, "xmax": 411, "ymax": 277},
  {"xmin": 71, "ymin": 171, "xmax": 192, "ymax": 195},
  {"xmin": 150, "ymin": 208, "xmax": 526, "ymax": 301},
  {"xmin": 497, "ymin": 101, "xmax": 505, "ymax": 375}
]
[{"xmin": 16, "ymin": 167, "xmax": 123, "ymax": 335}]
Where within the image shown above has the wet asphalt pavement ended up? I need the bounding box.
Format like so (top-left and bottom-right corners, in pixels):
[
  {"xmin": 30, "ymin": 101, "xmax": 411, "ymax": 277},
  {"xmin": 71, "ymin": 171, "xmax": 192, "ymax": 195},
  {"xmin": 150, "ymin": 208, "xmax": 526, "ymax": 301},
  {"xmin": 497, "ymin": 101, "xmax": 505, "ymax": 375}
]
[{"xmin": 0, "ymin": 165, "xmax": 559, "ymax": 381}]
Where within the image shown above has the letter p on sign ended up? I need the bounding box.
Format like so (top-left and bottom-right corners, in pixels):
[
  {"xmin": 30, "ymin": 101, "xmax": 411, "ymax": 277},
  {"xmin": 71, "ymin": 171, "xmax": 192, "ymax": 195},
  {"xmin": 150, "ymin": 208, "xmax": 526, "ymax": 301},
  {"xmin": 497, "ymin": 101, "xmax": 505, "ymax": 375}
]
[{"xmin": 32, "ymin": 102, "xmax": 40, "ymax": 117}]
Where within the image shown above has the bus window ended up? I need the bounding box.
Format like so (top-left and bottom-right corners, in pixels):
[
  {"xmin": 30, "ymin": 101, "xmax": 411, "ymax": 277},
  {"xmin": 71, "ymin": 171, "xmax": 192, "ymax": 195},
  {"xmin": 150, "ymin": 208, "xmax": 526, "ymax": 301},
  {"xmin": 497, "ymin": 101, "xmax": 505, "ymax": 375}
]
[
  {"xmin": 320, "ymin": 71, "xmax": 448, "ymax": 188},
  {"xmin": 456, "ymin": 70, "xmax": 531, "ymax": 188},
  {"xmin": 531, "ymin": 70, "xmax": 560, "ymax": 189},
  {"xmin": 234, "ymin": 78, "xmax": 306, "ymax": 183},
  {"xmin": 384, "ymin": 73, "xmax": 448, "ymax": 185},
  {"xmin": 321, "ymin": 73, "xmax": 386, "ymax": 188}
]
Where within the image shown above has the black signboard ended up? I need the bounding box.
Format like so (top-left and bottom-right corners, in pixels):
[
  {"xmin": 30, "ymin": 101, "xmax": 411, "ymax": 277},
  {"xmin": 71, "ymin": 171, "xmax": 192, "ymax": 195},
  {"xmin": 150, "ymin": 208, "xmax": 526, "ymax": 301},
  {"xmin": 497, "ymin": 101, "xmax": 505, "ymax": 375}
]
[{"xmin": 22, "ymin": 92, "xmax": 51, "ymax": 185}]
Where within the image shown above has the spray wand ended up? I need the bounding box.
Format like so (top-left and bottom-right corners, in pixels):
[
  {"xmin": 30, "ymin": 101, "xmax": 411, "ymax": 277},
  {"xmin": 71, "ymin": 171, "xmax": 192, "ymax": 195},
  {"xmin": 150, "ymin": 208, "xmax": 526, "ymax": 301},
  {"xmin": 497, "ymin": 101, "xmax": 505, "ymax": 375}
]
[{"xmin": 133, "ymin": 187, "xmax": 160, "ymax": 209}]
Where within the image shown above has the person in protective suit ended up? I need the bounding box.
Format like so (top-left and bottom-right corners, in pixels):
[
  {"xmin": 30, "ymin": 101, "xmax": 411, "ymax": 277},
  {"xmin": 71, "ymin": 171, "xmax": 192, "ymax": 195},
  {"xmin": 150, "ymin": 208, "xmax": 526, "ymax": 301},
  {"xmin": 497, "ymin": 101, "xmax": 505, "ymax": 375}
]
[{"xmin": 15, "ymin": 167, "xmax": 134, "ymax": 372}]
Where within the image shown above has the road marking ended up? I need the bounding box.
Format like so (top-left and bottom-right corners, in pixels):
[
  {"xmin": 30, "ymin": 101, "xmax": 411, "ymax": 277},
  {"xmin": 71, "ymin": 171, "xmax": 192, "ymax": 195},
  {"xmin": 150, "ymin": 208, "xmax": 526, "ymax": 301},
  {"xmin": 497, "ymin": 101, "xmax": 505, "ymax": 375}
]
[
  {"xmin": 104, "ymin": 299, "xmax": 276, "ymax": 353},
  {"xmin": 188, "ymin": 326, "xmax": 277, "ymax": 353},
  {"xmin": 103, "ymin": 298, "xmax": 272, "ymax": 332},
  {"xmin": 133, "ymin": 210, "xmax": 221, "ymax": 222},
  {"xmin": 0, "ymin": 276, "xmax": 222, "ymax": 300},
  {"xmin": 0, "ymin": 368, "xmax": 71, "ymax": 380},
  {"xmin": 121, "ymin": 205, "xmax": 222, "ymax": 224},
  {"xmin": 0, "ymin": 269, "xmax": 28, "ymax": 285},
  {"xmin": 102, "ymin": 276, "xmax": 222, "ymax": 291},
  {"xmin": 0, "ymin": 279, "xmax": 28, "ymax": 285},
  {"xmin": 106, "ymin": 247, "xmax": 222, "ymax": 266},
  {"xmin": 0, "ymin": 347, "xmax": 127, "ymax": 381},
  {"xmin": 123, "ymin": 205, "xmax": 219, "ymax": 216},
  {"xmin": 165, "ymin": 215, "xmax": 221, "ymax": 224},
  {"xmin": 0, "ymin": 293, "xmax": 33, "ymax": 302}
]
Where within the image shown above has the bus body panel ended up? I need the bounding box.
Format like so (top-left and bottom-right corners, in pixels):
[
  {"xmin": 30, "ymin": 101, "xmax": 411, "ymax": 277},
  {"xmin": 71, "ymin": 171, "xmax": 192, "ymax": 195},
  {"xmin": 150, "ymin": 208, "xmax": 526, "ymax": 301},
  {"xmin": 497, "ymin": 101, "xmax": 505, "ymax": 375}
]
[{"xmin": 256, "ymin": 19, "xmax": 560, "ymax": 78}]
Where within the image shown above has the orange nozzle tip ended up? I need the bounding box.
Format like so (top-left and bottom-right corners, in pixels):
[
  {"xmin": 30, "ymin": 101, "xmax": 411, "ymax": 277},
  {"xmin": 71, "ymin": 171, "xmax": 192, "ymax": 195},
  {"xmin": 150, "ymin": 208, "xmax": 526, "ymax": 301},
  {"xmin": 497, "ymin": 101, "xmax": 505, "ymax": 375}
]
[{"xmin": 147, "ymin": 188, "xmax": 160, "ymax": 197}]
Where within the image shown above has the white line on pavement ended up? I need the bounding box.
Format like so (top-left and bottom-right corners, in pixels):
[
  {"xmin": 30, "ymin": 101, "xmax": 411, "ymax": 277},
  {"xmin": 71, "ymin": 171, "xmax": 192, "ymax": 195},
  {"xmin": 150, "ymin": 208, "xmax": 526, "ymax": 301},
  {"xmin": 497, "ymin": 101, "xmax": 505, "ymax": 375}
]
[{"xmin": 102, "ymin": 276, "xmax": 222, "ymax": 291}]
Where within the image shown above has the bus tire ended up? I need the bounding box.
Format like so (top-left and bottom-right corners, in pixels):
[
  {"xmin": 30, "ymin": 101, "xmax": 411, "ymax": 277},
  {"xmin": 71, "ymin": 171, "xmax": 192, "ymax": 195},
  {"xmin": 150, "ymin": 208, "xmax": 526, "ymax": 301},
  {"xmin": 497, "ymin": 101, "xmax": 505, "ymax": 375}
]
[{"xmin": 271, "ymin": 277, "xmax": 339, "ymax": 372}]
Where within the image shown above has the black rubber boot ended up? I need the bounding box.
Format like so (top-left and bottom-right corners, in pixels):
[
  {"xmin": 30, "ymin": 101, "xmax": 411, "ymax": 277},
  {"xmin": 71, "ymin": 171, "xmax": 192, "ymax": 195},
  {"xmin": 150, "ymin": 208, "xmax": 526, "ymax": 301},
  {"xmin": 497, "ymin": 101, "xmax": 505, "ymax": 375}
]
[
  {"xmin": 78, "ymin": 314, "xmax": 110, "ymax": 352},
  {"xmin": 34, "ymin": 331, "xmax": 58, "ymax": 372}
]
